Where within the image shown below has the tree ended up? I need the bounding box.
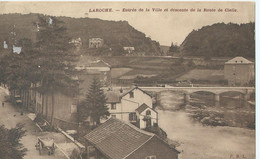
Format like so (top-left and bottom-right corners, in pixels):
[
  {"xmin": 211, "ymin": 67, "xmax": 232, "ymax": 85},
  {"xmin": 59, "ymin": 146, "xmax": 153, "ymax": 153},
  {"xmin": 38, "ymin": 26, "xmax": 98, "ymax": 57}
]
[
  {"xmin": 79, "ymin": 78, "xmax": 109, "ymax": 126},
  {"xmin": 168, "ymin": 42, "xmax": 179, "ymax": 56},
  {"xmin": 35, "ymin": 15, "xmax": 78, "ymax": 125},
  {"xmin": 0, "ymin": 38, "xmax": 37, "ymax": 102},
  {"xmin": 0, "ymin": 123, "xmax": 27, "ymax": 159}
]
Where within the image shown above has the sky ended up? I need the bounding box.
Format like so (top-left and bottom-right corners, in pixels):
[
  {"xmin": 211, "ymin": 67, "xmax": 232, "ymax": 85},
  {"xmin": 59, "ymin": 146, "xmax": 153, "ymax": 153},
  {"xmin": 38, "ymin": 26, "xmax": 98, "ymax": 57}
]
[{"xmin": 0, "ymin": 1, "xmax": 255, "ymax": 46}]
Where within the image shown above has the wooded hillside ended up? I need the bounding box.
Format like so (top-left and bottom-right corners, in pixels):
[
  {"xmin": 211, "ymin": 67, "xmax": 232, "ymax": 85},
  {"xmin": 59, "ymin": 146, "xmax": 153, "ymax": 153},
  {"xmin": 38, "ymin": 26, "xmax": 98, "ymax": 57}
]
[
  {"xmin": 180, "ymin": 22, "xmax": 255, "ymax": 58},
  {"xmin": 0, "ymin": 13, "xmax": 162, "ymax": 56}
]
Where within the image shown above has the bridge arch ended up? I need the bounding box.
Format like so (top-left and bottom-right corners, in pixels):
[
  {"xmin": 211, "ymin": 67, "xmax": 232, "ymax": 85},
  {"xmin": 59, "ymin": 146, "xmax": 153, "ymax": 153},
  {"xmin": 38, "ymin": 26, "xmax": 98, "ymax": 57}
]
[
  {"xmin": 219, "ymin": 90, "xmax": 246, "ymax": 96},
  {"xmin": 188, "ymin": 91, "xmax": 216, "ymax": 106},
  {"xmin": 188, "ymin": 90, "xmax": 217, "ymax": 95}
]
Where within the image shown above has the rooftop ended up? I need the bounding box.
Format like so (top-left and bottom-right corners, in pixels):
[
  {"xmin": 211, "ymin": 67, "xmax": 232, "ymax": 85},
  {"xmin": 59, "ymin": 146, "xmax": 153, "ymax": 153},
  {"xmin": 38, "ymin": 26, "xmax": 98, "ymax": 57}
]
[
  {"xmin": 105, "ymin": 87, "xmax": 152, "ymax": 103},
  {"xmin": 87, "ymin": 60, "xmax": 111, "ymax": 68},
  {"xmin": 84, "ymin": 118, "xmax": 154, "ymax": 159},
  {"xmin": 225, "ymin": 56, "xmax": 253, "ymax": 64},
  {"xmin": 136, "ymin": 103, "xmax": 153, "ymax": 114},
  {"xmin": 75, "ymin": 55, "xmax": 111, "ymax": 69},
  {"xmin": 105, "ymin": 91, "xmax": 122, "ymax": 103}
]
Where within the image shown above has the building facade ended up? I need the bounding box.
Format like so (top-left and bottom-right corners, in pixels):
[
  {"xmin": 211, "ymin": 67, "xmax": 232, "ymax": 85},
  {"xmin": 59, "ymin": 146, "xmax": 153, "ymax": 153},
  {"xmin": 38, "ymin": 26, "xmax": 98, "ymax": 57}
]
[
  {"xmin": 123, "ymin": 46, "xmax": 135, "ymax": 53},
  {"xmin": 23, "ymin": 59, "xmax": 111, "ymax": 130},
  {"xmin": 224, "ymin": 57, "xmax": 254, "ymax": 86},
  {"xmin": 89, "ymin": 38, "xmax": 104, "ymax": 48},
  {"xmin": 105, "ymin": 87, "xmax": 158, "ymax": 129}
]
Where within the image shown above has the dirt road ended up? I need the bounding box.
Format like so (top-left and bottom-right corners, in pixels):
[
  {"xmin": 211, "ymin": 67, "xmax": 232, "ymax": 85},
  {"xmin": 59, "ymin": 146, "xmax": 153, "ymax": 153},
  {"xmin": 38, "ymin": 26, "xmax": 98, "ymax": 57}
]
[{"xmin": 0, "ymin": 87, "xmax": 67, "ymax": 159}]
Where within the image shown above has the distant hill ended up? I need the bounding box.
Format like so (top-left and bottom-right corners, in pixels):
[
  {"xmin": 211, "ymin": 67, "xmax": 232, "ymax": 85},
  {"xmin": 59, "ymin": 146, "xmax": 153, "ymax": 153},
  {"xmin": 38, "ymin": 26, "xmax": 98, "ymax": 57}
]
[
  {"xmin": 0, "ymin": 13, "xmax": 162, "ymax": 56},
  {"xmin": 180, "ymin": 22, "xmax": 255, "ymax": 58}
]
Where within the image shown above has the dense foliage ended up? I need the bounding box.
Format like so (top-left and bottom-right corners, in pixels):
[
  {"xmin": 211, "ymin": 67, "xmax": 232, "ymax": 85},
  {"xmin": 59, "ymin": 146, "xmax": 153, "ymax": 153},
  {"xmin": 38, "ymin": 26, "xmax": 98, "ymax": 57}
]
[
  {"xmin": 0, "ymin": 15, "xmax": 78, "ymax": 91},
  {"xmin": 180, "ymin": 22, "xmax": 255, "ymax": 58},
  {"xmin": 79, "ymin": 78, "xmax": 109, "ymax": 125},
  {"xmin": 0, "ymin": 124, "xmax": 27, "ymax": 159},
  {"xmin": 35, "ymin": 15, "xmax": 78, "ymax": 94},
  {"xmin": 0, "ymin": 13, "xmax": 162, "ymax": 56},
  {"xmin": 0, "ymin": 15, "xmax": 79, "ymax": 126},
  {"xmin": 168, "ymin": 42, "xmax": 179, "ymax": 56}
]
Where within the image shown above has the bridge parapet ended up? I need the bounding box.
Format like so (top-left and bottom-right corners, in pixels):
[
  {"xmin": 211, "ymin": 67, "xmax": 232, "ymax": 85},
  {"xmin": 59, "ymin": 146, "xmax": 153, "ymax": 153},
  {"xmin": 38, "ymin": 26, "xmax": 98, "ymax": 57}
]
[{"xmin": 140, "ymin": 87, "xmax": 255, "ymax": 95}]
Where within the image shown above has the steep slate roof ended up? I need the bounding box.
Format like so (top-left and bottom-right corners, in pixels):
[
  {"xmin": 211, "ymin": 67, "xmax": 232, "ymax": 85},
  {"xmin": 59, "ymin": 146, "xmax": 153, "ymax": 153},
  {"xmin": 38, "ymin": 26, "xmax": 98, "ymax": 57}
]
[
  {"xmin": 106, "ymin": 91, "xmax": 121, "ymax": 103},
  {"xmin": 87, "ymin": 60, "xmax": 111, "ymax": 67},
  {"xmin": 225, "ymin": 56, "xmax": 253, "ymax": 64},
  {"xmin": 84, "ymin": 118, "xmax": 155, "ymax": 159},
  {"xmin": 75, "ymin": 55, "xmax": 110, "ymax": 68},
  {"xmin": 135, "ymin": 103, "xmax": 157, "ymax": 114},
  {"xmin": 105, "ymin": 87, "xmax": 152, "ymax": 104},
  {"xmin": 120, "ymin": 87, "xmax": 152, "ymax": 98}
]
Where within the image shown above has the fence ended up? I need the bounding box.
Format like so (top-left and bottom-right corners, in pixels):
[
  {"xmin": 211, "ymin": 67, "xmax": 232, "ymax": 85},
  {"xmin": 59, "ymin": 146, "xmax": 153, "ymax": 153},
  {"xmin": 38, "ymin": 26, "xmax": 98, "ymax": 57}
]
[{"xmin": 53, "ymin": 117, "xmax": 79, "ymax": 130}]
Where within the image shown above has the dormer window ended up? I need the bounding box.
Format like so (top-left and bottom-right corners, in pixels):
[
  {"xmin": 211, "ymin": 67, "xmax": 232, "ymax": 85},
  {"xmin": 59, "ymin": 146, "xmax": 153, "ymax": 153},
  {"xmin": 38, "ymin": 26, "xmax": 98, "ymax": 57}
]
[
  {"xmin": 146, "ymin": 110, "xmax": 151, "ymax": 115},
  {"xmin": 129, "ymin": 92, "xmax": 134, "ymax": 98}
]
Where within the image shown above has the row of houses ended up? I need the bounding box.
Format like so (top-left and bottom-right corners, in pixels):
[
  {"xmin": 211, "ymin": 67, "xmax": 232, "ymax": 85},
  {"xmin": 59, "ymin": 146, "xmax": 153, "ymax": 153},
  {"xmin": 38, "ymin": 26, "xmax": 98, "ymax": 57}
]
[
  {"xmin": 10, "ymin": 57, "xmax": 180, "ymax": 158},
  {"xmin": 88, "ymin": 38, "xmax": 135, "ymax": 54},
  {"xmin": 12, "ymin": 58, "xmax": 111, "ymax": 130},
  {"xmin": 13, "ymin": 56, "xmax": 159, "ymax": 130}
]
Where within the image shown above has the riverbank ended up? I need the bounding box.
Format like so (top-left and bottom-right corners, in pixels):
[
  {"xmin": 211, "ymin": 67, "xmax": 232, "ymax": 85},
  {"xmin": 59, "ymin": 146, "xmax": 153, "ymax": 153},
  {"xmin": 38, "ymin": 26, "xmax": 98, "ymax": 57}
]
[
  {"xmin": 158, "ymin": 91, "xmax": 255, "ymax": 129},
  {"xmin": 156, "ymin": 90, "xmax": 255, "ymax": 159},
  {"xmin": 158, "ymin": 110, "xmax": 255, "ymax": 159}
]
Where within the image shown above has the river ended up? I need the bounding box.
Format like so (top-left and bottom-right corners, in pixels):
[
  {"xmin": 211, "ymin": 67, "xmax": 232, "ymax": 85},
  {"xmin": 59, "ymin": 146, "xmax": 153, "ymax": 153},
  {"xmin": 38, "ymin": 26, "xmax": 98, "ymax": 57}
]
[{"xmin": 157, "ymin": 91, "xmax": 255, "ymax": 159}]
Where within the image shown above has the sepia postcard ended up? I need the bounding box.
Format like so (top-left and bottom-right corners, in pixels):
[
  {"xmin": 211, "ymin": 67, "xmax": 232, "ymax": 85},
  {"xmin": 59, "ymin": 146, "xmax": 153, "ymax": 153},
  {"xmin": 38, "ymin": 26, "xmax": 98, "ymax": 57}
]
[{"xmin": 0, "ymin": 1, "xmax": 256, "ymax": 159}]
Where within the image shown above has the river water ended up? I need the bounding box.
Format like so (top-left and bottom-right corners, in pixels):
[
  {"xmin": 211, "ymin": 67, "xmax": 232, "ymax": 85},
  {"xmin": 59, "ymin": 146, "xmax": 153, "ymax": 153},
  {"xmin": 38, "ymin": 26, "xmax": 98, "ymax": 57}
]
[{"xmin": 157, "ymin": 91, "xmax": 255, "ymax": 159}]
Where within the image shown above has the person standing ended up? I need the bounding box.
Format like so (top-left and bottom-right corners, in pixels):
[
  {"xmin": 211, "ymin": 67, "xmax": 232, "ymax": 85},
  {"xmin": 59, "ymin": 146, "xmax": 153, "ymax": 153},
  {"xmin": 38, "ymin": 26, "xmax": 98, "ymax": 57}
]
[{"xmin": 2, "ymin": 102, "xmax": 4, "ymax": 107}]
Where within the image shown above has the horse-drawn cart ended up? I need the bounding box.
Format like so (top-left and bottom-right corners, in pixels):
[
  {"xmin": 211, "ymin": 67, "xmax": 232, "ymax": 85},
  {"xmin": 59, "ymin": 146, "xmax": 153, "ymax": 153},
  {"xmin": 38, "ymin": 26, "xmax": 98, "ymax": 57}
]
[{"xmin": 35, "ymin": 137, "xmax": 55, "ymax": 155}]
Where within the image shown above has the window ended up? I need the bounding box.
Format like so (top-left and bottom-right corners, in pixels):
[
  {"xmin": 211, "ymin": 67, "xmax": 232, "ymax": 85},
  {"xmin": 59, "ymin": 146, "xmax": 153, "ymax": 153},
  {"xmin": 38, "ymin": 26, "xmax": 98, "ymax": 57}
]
[
  {"xmin": 111, "ymin": 103, "xmax": 116, "ymax": 110},
  {"xmin": 146, "ymin": 156, "xmax": 156, "ymax": 159},
  {"xmin": 146, "ymin": 110, "xmax": 151, "ymax": 115},
  {"xmin": 129, "ymin": 113, "xmax": 137, "ymax": 121},
  {"xmin": 71, "ymin": 104, "xmax": 77, "ymax": 113},
  {"xmin": 129, "ymin": 92, "xmax": 134, "ymax": 98}
]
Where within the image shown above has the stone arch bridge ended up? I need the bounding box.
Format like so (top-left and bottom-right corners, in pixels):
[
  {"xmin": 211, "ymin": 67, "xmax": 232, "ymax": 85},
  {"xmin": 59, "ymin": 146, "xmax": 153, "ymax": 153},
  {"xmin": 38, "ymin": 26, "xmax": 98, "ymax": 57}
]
[{"xmin": 140, "ymin": 87, "xmax": 255, "ymax": 104}]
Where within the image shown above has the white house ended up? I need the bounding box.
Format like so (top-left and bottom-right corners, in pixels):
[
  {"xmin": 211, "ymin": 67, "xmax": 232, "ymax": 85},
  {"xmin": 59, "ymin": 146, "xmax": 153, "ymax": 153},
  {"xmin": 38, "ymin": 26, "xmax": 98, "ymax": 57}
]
[
  {"xmin": 89, "ymin": 38, "xmax": 104, "ymax": 48},
  {"xmin": 3, "ymin": 41, "xmax": 8, "ymax": 49},
  {"xmin": 136, "ymin": 103, "xmax": 158, "ymax": 129},
  {"xmin": 12, "ymin": 45, "xmax": 22, "ymax": 54},
  {"xmin": 105, "ymin": 87, "xmax": 158, "ymax": 129},
  {"xmin": 123, "ymin": 46, "xmax": 135, "ymax": 53}
]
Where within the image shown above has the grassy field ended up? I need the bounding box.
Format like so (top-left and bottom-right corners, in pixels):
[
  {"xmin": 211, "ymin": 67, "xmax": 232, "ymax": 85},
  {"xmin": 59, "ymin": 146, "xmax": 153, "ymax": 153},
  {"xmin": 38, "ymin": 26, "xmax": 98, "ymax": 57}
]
[
  {"xmin": 176, "ymin": 69, "xmax": 224, "ymax": 81},
  {"xmin": 106, "ymin": 56, "xmax": 190, "ymax": 82},
  {"xmin": 103, "ymin": 56, "xmax": 227, "ymax": 85},
  {"xmin": 111, "ymin": 68, "xmax": 133, "ymax": 78}
]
